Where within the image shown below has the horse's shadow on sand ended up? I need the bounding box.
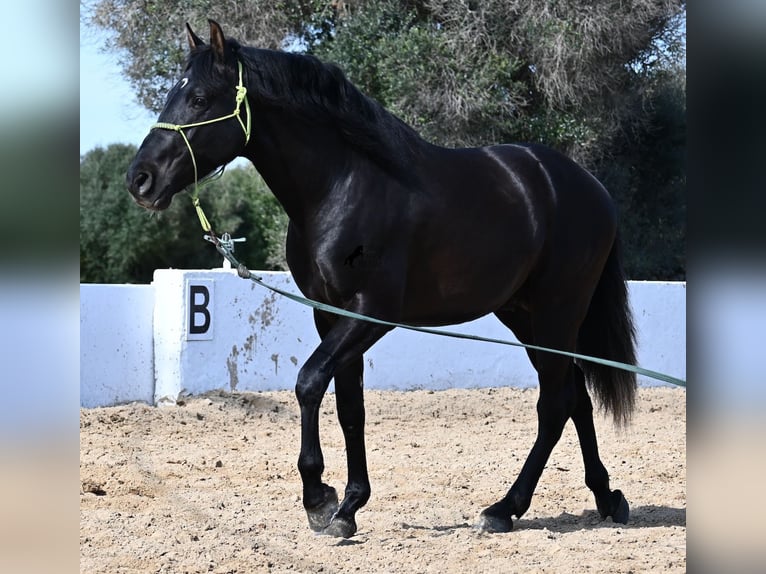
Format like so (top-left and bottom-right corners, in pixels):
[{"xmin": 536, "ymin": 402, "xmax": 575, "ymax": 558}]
[
  {"xmin": 397, "ymin": 505, "xmax": 685, "ymax": 536},
  {"xmin": 514, "ymin": 505, "xmax": 686, "ymax": 533}
]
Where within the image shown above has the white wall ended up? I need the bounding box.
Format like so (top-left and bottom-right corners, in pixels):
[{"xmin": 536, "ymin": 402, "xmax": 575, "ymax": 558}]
[
  {"xmin": 80, "ymin": 272, "xmax": 685, "ymax": 407},
  {"xmin": 80, "ymin": 284, "xmax": 155, "ymax": 408},
  {"xmin": 151, "ymin": 270, "xmax": 317, "ymax": 405},
  {"xmin": 628, "ymin": 281, "xmax": 687, "ymax": 387}
]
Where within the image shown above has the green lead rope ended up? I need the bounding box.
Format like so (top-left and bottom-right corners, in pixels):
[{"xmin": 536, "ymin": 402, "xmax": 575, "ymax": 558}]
[
  {"xmin": 199, "ymin": 224, "xmax": 687, "ymax": 388},
  {"xmin": 193, "ymin": 196, "xmax": 214, "ymax": 233}
]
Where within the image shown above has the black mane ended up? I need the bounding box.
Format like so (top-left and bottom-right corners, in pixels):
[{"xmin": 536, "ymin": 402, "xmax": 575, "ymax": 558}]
[{"xmin": 189, "ymin": 40, "xmax": 426, "ymax": 179}]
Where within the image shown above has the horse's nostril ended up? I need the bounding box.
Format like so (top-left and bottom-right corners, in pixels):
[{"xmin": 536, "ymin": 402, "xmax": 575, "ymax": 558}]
[{"xmin": 133, "ymin": 172, "xmax": 153, "ymax": 196}]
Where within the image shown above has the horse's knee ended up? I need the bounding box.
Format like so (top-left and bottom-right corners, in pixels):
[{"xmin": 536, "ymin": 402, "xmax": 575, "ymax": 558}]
[
  {"xmin": 295, "ymin": 356, "xmax": 333, "ymax": 407},
  {"xmin": 295, "ymin": 375, "xmax": 320, "ymax": 407}
]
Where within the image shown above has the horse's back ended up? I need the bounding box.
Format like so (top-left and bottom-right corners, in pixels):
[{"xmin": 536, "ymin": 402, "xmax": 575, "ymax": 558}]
[{"xmin": 413, "ymin": 142, "xmax": 618, "ymax": 310}]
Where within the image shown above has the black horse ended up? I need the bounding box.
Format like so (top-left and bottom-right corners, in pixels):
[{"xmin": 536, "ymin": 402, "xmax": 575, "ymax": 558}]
[{"xmin": 127, "ymin": 20, "xmax": 637, "ymax": 538}]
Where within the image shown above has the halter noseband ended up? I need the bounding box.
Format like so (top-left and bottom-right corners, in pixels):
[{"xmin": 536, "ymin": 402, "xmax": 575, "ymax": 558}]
[{"xmin": 150, "ymin": 60, "xmax": 252, "ymax": 231}]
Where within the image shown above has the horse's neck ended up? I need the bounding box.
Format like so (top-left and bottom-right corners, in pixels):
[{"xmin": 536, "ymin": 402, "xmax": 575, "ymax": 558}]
[{"xmin": 243, "ymin": 109, "xmax": 349, "ymax": 225}]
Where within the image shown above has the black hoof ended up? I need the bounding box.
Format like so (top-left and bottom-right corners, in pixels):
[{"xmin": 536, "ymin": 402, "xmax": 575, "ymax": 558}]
[
  {"xmin": 305, "ymin": 485, "xmax": 339, "ymax": 532},
  {"xmin": 599, "ymin": 489, "xmax": 630, "ymax": 524},
  {"xmin": 610, "ymin": 490, "xmax": 630, "ymax": 524},
  {"xmin": 321, "ymin": 515, "xmax": 357, "ymax": 538},
  {"xmin": 476, "ymin": 508, "xmax": 513, "ymax": 533}
]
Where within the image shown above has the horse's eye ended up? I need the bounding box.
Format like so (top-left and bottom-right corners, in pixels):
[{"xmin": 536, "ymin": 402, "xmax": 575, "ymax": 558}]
[{"xmin": 192, "ymin": 96, "xmax": 207, "ymax": 109}]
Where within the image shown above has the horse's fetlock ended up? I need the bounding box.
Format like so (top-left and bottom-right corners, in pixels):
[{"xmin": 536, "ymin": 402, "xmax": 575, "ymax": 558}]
[
  {"xmin": 508, "ymin": 491, "xmax": 531, "ymax": 519},
  {"xmin": 297, "ymin": 454, "xmax": 324, "ymax": 482},
  {"xmin": 344, "ymin": 482, "xmax": 371, "ymax": 507},
  {"xmin": 585, "ymin": 468, "xmax": 609, "ymax": 493}
]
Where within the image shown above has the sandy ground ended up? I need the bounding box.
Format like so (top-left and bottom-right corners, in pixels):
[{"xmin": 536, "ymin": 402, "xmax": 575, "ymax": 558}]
[{"xmin": 80, "ymin": 386, "xmax": 685, "ymax": 573}]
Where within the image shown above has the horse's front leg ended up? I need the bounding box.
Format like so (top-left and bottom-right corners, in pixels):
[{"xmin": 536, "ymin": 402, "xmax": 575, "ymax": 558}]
[
  {"xmin": 323, "ymin": 357, "xmax": 369, "ymax": 537},
  {"xmin": 295, "ymin": 346, "xmax": 338, "ymax": 533},
  {"xmin": 295, "ymin": 312, "xmax": 390, "ymax": 537}
]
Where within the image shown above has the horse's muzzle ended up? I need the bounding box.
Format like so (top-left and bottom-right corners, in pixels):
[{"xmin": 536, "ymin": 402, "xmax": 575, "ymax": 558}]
[{"xmin": 127, "ymin": 164, "xmax": 171, "ymax": 211}]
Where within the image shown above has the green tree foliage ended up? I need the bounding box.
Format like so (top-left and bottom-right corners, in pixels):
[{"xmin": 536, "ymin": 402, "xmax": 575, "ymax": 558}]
[
  {"xmin": 82, "ymin": 0, "xmax": 307, "ymax": 113},
  {"xmin": 313, "ymin": 1, "xmax": 527, "ymax": 149},
  {"xmin": 202, "ymin": 166, "xmax": 289, "ymax": 272},
  {"xmin": 596, "ymin": 62, "xmax": 686, "ymax": 280},
  {"xmin": 85, "ymin": 0, "xmax": 684, "ymax": 161},
  {"xmin": 83, "ymin": 0, "xmax": 685, "ymax": 279},
  {"xmin": 80, "ymin": 145, "xmax": 287, "ymax": 283}
]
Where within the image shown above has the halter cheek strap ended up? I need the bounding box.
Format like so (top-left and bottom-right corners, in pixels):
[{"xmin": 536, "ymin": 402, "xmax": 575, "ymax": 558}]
[{"xmin": 151, "ymin": 60, "xmax": 252, "ymax": 232}]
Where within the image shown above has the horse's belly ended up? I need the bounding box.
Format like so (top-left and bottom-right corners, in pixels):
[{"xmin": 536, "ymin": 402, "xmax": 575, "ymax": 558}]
[{"xmin": 401, "ymin": 252, "xmax": 532, "ymax": 326}]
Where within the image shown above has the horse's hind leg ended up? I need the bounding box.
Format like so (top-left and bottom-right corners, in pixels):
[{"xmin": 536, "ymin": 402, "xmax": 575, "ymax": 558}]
[
  {"xmin": 478, "ymin": 307, "xmax": 578, "ymax": 533},
  {"xmin": 571, "ymin": 365, "xmax": 629, "ymax": 523}
]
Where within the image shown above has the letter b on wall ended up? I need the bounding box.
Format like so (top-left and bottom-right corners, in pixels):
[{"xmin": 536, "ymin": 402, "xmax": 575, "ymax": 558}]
[{"xmin": 186, "ymin": 279, "xmax": 214, "ymax": 340}]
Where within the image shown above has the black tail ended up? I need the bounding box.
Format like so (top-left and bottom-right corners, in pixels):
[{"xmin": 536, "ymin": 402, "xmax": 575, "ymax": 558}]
[{"xmin": 578, "ymin": 237, "xmax": 638, "ymax": 426}]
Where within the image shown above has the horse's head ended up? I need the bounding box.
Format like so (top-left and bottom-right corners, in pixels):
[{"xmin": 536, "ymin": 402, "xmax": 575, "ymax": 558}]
[{"xmin": 127, "ymin": 20, "xmax": 250, "ymax": 210}]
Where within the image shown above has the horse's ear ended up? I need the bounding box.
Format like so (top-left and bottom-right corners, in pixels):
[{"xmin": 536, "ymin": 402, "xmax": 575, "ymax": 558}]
[
  {"xmin": 186, "ymin": 22, "xmax": 205, "ymax": 50},
  {"xmin": 208, "ymin": 19, "xmax": 226, "ymax": 63}
]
